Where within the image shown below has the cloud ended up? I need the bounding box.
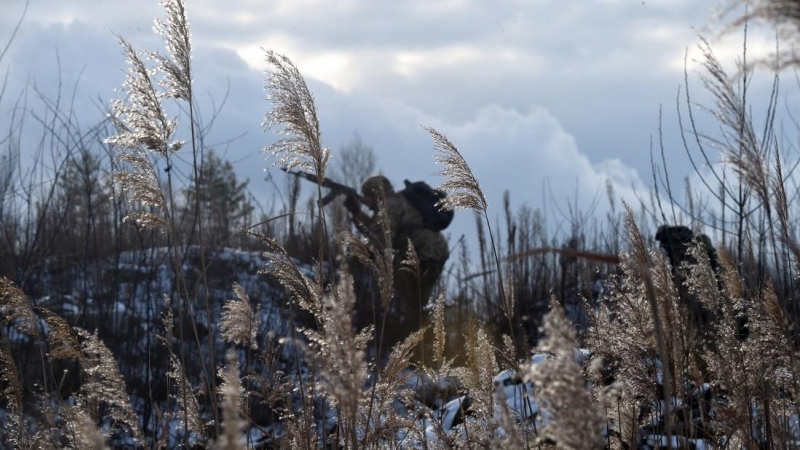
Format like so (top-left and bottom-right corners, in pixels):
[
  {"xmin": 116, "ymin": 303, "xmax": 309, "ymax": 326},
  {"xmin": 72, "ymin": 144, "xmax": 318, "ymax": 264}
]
[
  {"xmin": 304, "ymin": 87, "xmax": 648, "ymax": 241},
  {"xmin": 1, "ymin": 0, "xmax": 788, "ymax": 249},
  {"xmin": 421, "ymin": 104, "xmax": 647, "ymax": 219}
]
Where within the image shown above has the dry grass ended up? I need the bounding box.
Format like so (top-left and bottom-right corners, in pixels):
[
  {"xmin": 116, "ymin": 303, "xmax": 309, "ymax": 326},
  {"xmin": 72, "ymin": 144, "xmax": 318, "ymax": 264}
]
[{"xmin": 4, "ymin": 2, "xmax": 800, "ymax": 449}]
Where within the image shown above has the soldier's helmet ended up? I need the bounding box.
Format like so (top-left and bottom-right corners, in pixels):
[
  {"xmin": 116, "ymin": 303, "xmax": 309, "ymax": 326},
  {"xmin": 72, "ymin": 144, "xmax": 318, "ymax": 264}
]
[
  {"xmin": 655, "ymin": 225, "xmax": 719, "ymax": 273},
  {"xmin": 361, "ymin": 175, "xmax": 394, "ymax": 199}
]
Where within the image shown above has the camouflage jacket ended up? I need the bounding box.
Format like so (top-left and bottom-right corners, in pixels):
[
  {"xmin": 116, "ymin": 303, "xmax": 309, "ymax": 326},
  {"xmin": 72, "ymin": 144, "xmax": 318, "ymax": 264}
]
[{"xmin": 355, "ymin": 193, "xmax": 449, "ymax": 265}]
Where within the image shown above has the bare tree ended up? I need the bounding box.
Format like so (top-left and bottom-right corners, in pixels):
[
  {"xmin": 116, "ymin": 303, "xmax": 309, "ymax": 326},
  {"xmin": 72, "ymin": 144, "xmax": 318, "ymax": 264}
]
[
  {"xmin": 328, "ymin": 133, "xmax": 377, "ymax": 231},
  {"xmin": 331, "ymin": 133, "xmax": 377, "ymax": 187}
]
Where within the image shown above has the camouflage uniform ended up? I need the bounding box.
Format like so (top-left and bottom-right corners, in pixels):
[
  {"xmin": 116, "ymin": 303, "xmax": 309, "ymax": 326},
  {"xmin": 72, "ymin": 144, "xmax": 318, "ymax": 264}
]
[
  {"xmin": 655, "ymin": 225, "xmax": 725, "ymax": 332},
  {"xmin": 655, "ymin": 225, "xmax": 719, "ymax": 274},
  {"xmin": 348, "ymin": 176, "xmax": 449, "ymax": 352}
]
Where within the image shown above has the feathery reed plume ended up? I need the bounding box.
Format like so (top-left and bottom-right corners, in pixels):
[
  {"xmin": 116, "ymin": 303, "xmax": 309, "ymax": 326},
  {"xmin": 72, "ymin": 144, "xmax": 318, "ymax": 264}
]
[
  {"xmin": 0, "ymin": 276, "xmax": 38, "ymax": 336},
  {"xmin": 622, "ymin": 203, "xmax": 650, "ymax": 269},
  {"xmin": 683, "ymin": 239, "xmax": 724, "ymax": 313},
  {"xmin": 426, "ymin": 127, "xmax": 487, "ymax": 212},
  {"xmin": 382, "ymin": 329, "xmax": 427, "ymax": 389},
  {"xmin": 285, "ymin": 418, "xmax": 320, "ymax": 450},
  {"xmin": 263, "ymin": 51, "xmax": 329, "ymax": 178},
  {"xmin": 302, "ymin": 287, "xmax": 373, "ymax": 448},
  {"xmin": 340, "ymin": 192, "xmax": 395, "ymax": 359},
  {"xmin": 64, "ymin": 405, "xmax": 110, "ymax": 450},
  {"xmin": 247, "ymin": 230, "xmax": 322, "ymax": 448},
  {"xmin": 696, "ymin": 37, "xmax": 769, "ymax": 206},
  {"xmin": 624, "ymin": 204, "xmax": 675, "ymax": 444},
  {"xmin": 426, "ymin": 127, "xmax": 521, "ymax": 357},
  {"xmin": 161, "ymin": 293, "xmax": 174, "ymax": 337},
  {"xmin": 502, "ymin": 272, "xmax": 515, "ymax": 338},
  {"xmin": 246, "ymin": 337, "xmax": 290, "ymax": 423},
  {"xmin": 400, "ymin": 237, "xmax": 420, "ymax": 277},
  {"xmin": 220, "ymin": 282, "xmax": 260, "ymax": 350},
  {"xmin": 108, "ymin": 149, "xmax": 169, "ymax": 229},
  {"xmin": 454, "ymin": 325, "xmax": 499, "ymax": 446},
  {"xmin": 106, "ymin": 39, "xmax": 182, "ymax": 156},
  {"xmin": 589, "ymin": 208, "xmax": 701, "ymax": 446},
  {"xmin": 151, "ymin": 0, "xmax": 192, "ymax": 101},
  {"xmin": 700, "ymin": 263, "xmax": 791, "ymax": 446},
  {"xmin": 105, "ymin": 38, "xmax": 178, "ymax": 229},
  {"xmin": 717, "ymin": 247, "xmax": 743, "ymax": 299},
  {"xmin": 167, "ymin": 351, "xmax": 203, "ymax": 439},
  {"xmin": 76, "ymin": 328, "xmax": 144, "ymax": 445},
  {"xmin": 156, "ymin": 298, "xmax": 203, "ymax": 443},
  {"xmin": 37, "ymin": 307, "xmax": 81, "ymax": 360},
  {"xmin": 400, "ymin": 238, "xmax": 424, "ymax": 363},
  {"xmin": 342, "ymin": 206, "xmax": 394, "ymax": 314},
  {"xmin": 249, "ymin": 230, "xmax": 324, "ymax": 316},
  {"xmin": 217, "ymin": 352, "xmax": 246, "ymax": 450},
  {"xmin": 589, "ymin": 253, "xmax": 668, "ymax": 397},
  {"xmin": 363, "ymin": 329, "xmax": 426, "ymax": 445},
  {"xmin": 372, "ymin": 193, "xmax": 395, "ymax": 310},
  {"xmin": 772, "ymin": 151, "xmax": 792, "ymax": 243},
  {"xmin": 526, "ymin": 298, "xmax": 603, "ymax": 449}
]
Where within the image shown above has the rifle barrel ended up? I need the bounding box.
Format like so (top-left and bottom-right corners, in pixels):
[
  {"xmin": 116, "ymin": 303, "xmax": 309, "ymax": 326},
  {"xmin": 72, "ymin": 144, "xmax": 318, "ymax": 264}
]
[{"xmin": 282, "ymin": 168, "xmax": 363, "ymax": 206}]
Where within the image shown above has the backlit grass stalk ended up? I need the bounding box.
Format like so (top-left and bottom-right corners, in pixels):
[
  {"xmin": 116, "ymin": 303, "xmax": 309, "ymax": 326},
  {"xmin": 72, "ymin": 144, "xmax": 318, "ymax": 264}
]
[
  {"xmin": 153, "ymin": 1, "xmax": 221, "ymax": 430},
  {"xmin": 106, "ymin": 2, "xmax": 216, "ymax": 440},
  {"xmin": 624, "ymin": 205, "xmax": 674, "ymax": 448},
  {"xmin": 527, "ymin": 297, "xmax": 603, "ymax": 449},
  {"xmin": 263, "ymin": 50, "xmax": 337, "ymax": 275},
  {"xmin": 426, "ymin": 126, "xmax": 521, "ymax": 359}
]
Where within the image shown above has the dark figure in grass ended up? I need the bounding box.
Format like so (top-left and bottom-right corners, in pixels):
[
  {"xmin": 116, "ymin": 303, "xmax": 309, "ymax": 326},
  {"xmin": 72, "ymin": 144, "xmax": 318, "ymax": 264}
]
[
  {"xmin": 344, "ymin": 175, "xmax": 450, "ymax": 356},
  {"xmin": 656, "ymin": 225, "xmax": 720, "ymax": 275},
  {"xmin": 655, "ymin": 225, "xmax": 747, "ymax": 339},
  {"xmin": 656, "ymin": 226, "xmax": 719, "ymax": 328}
]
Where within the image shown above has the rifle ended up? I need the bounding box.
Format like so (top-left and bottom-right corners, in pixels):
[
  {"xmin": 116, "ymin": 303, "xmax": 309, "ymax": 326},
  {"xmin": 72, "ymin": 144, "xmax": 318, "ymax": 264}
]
[{"xmin": 282, "ymin": 168, "xmax": 365, "ymax": 206}]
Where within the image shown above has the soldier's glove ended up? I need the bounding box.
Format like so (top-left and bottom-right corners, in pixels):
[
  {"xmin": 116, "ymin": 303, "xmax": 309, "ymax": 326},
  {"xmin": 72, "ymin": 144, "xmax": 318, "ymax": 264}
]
[{"xmin": 344, "ymin": 195, "xmax": 360, "ymax": 214}]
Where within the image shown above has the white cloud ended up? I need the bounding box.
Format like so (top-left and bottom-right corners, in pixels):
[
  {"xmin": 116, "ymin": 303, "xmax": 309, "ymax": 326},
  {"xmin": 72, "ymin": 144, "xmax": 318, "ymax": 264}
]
[
  {"xmin": 3, "ymin": 0, "xmax": 789, "ymax": 243},
  {"xmin": 236, "ymin": 40, "xmax": 359, "ymax": 93},
  {"xmin": 426, "ymin": 105, "xmax": 646, "ymax": 217}
]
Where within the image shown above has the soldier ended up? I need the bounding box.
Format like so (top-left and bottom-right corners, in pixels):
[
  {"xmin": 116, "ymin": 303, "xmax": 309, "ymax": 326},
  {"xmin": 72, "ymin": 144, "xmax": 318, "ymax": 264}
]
[
  {"xmin": 344, "ymin": 175, "xmax": 450, "ymax": 353},
  {"xmin": 655, "ymin": 225, "xmax": 723, "ymax": 331},
  {"xmin": 655, "ymin": 225, "xmax": 719, "ymax": 275}
]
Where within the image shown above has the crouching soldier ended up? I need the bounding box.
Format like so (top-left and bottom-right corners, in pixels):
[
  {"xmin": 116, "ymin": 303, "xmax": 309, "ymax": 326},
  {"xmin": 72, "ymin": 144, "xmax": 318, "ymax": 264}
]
[
  {"xmin": 654, "ymin": 225, "xmax": 749, "ymax": 340},
  {"xmin": 345, "ymin": 175, "xmax": 450, "ymax": 354}
]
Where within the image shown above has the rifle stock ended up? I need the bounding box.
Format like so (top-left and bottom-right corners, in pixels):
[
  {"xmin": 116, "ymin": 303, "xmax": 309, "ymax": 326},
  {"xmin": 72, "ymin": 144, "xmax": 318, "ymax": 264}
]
[{"xmin": 282, "ymin": 168, "xmax": 365, "ymax": 206}]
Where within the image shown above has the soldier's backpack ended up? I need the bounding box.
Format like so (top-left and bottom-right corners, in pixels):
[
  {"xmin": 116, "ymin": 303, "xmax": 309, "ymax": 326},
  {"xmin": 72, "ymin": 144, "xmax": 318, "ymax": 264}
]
[{"xmin": 401, "ymin": 180, "xmax": 454, "ymax": 231}]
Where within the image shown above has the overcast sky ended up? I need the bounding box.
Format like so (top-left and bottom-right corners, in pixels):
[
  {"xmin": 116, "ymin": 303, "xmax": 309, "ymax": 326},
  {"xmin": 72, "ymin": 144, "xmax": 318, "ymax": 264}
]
[{"xmin": 1, "ymin": 0, "xmax": 790, "ymax": 248}]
